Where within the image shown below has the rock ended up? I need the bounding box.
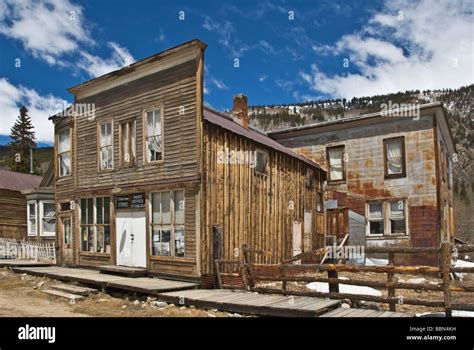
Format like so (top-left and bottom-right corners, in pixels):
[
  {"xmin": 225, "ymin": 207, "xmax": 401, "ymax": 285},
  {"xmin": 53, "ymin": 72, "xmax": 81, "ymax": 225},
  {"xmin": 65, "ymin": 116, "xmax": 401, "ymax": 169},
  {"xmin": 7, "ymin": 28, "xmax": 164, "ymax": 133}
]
[
  {"xmin": 98, "ymin": 298, "xmax": 108, "ymax": 302},
  {"xmin": 189, "ymin": 305, "xmax": 196, "ymax": 309},
  {"xmin": 179, "ymin": 306, "xmax": 186, "ymax": 310},
  {"xmin": 37, "ymin": 281, "xmax": 46, "ymax": 288},
  {"xmin": 133, "ymin": 300, "xmax": 140, "ymax": 305},
  {"xmin": 152, "ymin": 301, "xmax": 168, "ymax": 308},
  {"xmin": 341, "ymin": 303, "xmax": 351, "ymax": 309},
  {"xmin": 121, "ymin": 305, "xmax": 127, "ymax": 309},
  {"xmin": 362, "ymin": 302, "xmax": 382, "ymax": 311},
  {"xmin": 207, "ymin": 313, "xmax": 217, "ymax": 317}
]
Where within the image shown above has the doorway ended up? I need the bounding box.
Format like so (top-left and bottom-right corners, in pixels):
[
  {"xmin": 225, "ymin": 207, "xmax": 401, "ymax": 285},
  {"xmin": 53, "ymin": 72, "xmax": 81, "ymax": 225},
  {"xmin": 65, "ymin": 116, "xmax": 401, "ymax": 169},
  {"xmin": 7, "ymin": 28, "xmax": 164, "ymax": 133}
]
[{"xmin": 116, "ymin": 211, "xmax": 146, "ymax": 268}]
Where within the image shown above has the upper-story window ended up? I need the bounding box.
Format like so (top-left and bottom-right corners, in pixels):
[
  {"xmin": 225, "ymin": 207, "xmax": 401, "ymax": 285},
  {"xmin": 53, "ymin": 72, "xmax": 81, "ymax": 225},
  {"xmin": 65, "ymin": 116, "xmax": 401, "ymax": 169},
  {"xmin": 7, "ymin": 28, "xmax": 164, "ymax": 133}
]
[
  {"xmin": 58, "ymin": 129, "xmax": 71, "ymax": 177},
  {"xmin": 383, "ymin": 137, "xmax": 406, "ymax": 178},
  {"xmin": 255, "ymin": 148, "xmax": 268, "ymax": 175},
  {"xmin": 99, "ymin": 122, "xmax": 113, "ymax": 170},
  {"xmin": 326, "ymin": 145, "xmax": 345, "ymax": 182},
  {"xmin": 120, "ymin": 120, "xmax": 136, "ymax": 166},
  {"xmin": 145, "ymin": 108, "xmax": 163, "ymax": 162}
]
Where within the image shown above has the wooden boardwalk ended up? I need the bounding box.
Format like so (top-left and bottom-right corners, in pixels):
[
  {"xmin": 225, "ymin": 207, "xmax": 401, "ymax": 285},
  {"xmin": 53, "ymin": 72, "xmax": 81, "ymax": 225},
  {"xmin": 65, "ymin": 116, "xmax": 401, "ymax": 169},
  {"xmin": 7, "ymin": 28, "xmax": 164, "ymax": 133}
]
[
  {"xmin": 158, "ymin": 289, "xmax": 341, "ymax": 317},
  {"xmin": 13, "ymin": 266, "xmax": 198, "ymax": 294},
  {"xmin": 0, "ymin": 259, "xmax": 53, "ymax": 267},
  {"xmin": 321, "ymin": 307, "xmax": 411, "ymax": 317}
]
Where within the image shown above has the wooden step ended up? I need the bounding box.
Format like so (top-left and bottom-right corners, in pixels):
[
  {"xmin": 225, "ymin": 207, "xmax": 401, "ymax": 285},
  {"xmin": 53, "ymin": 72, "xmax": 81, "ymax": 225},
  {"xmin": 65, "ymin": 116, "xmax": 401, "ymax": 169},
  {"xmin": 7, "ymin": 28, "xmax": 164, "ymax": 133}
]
[
  {"xmin": 41, "ymin": 289, "xmax": 85, "ymax": 302},
  {"xmin": 98, "ymin": 265, "xmax": 147, "ymax": 277},
  {"xmin": 51, "ymin": 284, "xmax": 98, "ymax": 296}
]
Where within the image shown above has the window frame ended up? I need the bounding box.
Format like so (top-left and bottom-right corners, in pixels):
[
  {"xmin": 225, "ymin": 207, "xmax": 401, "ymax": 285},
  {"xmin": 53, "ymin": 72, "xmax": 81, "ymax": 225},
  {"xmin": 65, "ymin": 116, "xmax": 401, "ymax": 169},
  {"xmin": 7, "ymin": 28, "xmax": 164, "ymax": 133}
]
[
  {"xmin": 98, "ymin": 121, "xmax": 114, "ymax": 171},
  {"xmin": 254, "ymin": 148, "xmax": 268, "ymax": 175},
  {"xmin": 57, "ymin": 128, "xmax": 72, "ymax": 177},
  {"xmin": 149, "ymin": 190, "xmax": 185, "ymax": 258},
  {"xmin": 119, "ymin": 120, "xmax": 136, "ymax": 167},
  {"xmin": 27, "ymin": 200, "xmax": 37, "ymax": 237},
  {"xmin": 143, "ymin": 105, "xmax": 165, "ymax": 164},
  {"xmin": 79, "ymin": 197, "xmax": 111, "ymax": 254},
  {"xmin": 366, "ymin": 201, "xmax": 384, "ymax": 237},
  {"xmin": 366, "ymin": 199, "xmax": 409, "ymax": 237},
  {"xmin": 39, "ymin": 200, "xmax": 56, "ymax": 237},
  {"xmin": 316, "ymin": 192, "xmax": 324, "ymax": 213},
  {"xmin": 326, "ymin": 145, "xmax": 346, "ymax": 183},
  {"xmin": 62, "ymin": 217, "xmax": 72, "ymax": 246},
  {"xmin": 383, "ymin": 136, "xmax": 406, "ymax": 179}
]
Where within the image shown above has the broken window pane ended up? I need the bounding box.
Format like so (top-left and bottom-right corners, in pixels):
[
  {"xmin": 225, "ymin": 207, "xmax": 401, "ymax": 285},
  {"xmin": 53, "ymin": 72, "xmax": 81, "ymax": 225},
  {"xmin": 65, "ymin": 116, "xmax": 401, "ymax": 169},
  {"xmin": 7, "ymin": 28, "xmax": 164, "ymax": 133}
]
[
  {"xmin": 386, "ymin": 139, "xmax": 403, "ymax": 175},
  {"xmin": 255, "ymin": 149, "xmax": 267, "ymax": 174},
  {"xmin": 328, "ymin": 147, "xmax": 344, "ymax": 181},
  {"xmin": 389, "ymin": 200, "xmax": 406, "ymax": 234},
  {"xmin": 368, "ymin": 202, "xmax": 383, "ymax": 235},
  {"xmin": 147, "ymin": 109, "xmax": 162, "ymax": 161}
]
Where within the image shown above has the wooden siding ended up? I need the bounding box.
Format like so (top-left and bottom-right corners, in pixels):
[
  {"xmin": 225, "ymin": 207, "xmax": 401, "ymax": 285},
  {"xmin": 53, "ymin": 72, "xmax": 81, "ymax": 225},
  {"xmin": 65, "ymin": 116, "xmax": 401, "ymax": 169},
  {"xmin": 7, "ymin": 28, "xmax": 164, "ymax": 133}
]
[
  {"xmin": 201, "ymin": 122, "xmax": 326, "ymax": 275},
  {"xmin": 75, "ymin": 60, "xmax": 199, "ymax": 190},
  {"xmin": 0, "ymin": 189, "xmax": 27, "ymax": 240}
]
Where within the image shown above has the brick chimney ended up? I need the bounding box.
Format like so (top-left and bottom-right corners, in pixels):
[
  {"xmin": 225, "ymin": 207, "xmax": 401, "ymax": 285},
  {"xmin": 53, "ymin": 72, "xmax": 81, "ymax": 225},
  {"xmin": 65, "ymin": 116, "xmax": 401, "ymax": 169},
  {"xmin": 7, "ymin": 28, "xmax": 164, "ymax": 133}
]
[{"xmin": 233, "ymin": 93, "xmax": 248, "ymax": 128}]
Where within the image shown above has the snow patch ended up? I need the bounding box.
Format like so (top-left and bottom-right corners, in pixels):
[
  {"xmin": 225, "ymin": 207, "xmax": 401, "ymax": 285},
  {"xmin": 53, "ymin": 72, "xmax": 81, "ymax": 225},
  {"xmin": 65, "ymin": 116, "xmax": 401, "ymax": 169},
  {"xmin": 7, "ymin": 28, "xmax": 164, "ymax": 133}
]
[
  {"xmin": 365, "ymin": 258, "xmax": 389, "ymax": 266},
  {"xmin": 307, "ymin": 282, "xmax": 382, "ymax": 296}
]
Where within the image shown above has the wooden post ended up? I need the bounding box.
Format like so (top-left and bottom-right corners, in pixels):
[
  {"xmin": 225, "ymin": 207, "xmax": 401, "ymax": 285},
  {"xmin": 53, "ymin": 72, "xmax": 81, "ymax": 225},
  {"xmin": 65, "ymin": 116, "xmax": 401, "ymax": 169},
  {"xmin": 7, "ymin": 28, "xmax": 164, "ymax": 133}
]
[
  {"xmin": 242, "ymin": 244, "xmax": 254, "ymax": 288},
  {"xmin": 212, "ymin": 225, "xmax": 223, "ymax": 288},
  {"xmin": 214, "ymin": 259, "xmax": 223, "ymax": 289},
  {"xmin": 387, "ymin": 252, "xmax": 396, "ymax": 312},
  {"xmin": 441, "ymin": 242, "xmax": 452, "ymax": 317},
  {"xmin": 328, "ymin": 267, "xmax": 339, "ymax": 293}
]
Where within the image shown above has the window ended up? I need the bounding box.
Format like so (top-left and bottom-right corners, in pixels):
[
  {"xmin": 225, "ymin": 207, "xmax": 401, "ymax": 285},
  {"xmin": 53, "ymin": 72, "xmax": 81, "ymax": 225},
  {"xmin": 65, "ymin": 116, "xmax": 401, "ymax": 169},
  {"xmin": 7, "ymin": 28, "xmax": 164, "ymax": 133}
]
[
  {"xmin": 40, "ymin": 201, "xmax": 56, "ymax": 236},
  {"xmin": 327, "ymin": 146, "xmax": 345, "ymax": 182},
  {"xmin": 389, "ymin": 200, "xmax": 406, "ymax": 235},
  {"xmin": 27, "ymin": 201, "xmax": 37, "ymax": 236},
  {"xmin": 99, "ymin": 122, "xmax": 113, "ymax": 170},
  {"xmin": 120, "ymin": 121, "xmax": 136, "ymax": 166},
  {"xmin": 384, "ymin": 137, "xmax": 405, "ymax": 178},
  {"xmin": 448, "ymin": 157, "xmax": 453, "ymax": 189},
  {"xmin": 305, "ymin": 169, "xmax": 314, "ymax": 188},
  {"xmin": 316, "ymin": 192, "xmax": 324, "ymax": 213},
  {"xmin": 151, "ymin": 190, "xmax": 185, "ymax": 257},
  {"xmin": 80, "ymin": 197, "xmax": 111, "ymax": 253},
  {"xmin": 367, "ymin": 200, "xmax": 408, "ymax": 236},
  {"xmin": 368, "ymin": 202, "xmax": 384, "ymax": 235},
  {"xmin": 58, "ymin": 129, "xmax": 71, "ymax": 176},
  {"xmin": 63, "ymin": 218, "xmax": 71, "ymax": 245},
  {"xmin": 255, "ymin": 149, "xmax": 268, "ymax": 174},
  {"xmin": 145, "ymin": 108, "xmax": 163, "ymax": 162}
]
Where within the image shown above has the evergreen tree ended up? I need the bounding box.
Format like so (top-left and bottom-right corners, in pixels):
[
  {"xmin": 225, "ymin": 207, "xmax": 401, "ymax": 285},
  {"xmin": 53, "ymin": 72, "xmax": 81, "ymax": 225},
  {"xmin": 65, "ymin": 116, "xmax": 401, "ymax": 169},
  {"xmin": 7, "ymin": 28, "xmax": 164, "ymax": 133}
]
[{"xmin": 7, "ymin": 106, "xmax": 39, "ymax": 174}]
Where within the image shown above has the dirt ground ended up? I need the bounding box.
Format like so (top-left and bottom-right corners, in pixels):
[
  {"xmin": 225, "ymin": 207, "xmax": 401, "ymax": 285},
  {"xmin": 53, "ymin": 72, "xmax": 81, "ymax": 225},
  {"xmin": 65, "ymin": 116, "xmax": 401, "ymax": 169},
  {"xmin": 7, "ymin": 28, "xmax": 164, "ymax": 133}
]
[
  {"xmin": 0, "ymin": 267, "xmax": 471, "ymax": 317},
  {"xmin": 0, "ymin": 268, "xmax": 235, "ymax": 317}
]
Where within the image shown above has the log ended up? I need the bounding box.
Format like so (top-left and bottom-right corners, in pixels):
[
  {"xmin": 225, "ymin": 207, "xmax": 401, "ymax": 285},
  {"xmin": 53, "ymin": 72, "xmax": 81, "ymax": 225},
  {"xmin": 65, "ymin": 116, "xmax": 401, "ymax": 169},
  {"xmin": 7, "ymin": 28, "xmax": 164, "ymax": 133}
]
[
  {"xmin": 251, "ymin": 287, "xmax": 445, "ymax": 307},
  {"xmin": 364, "ymin": 247, "xmax": 439, "ymax": 254},
  {"xmin": 442, "ymin": 243, "xmax": 452, "ymax": 317}
]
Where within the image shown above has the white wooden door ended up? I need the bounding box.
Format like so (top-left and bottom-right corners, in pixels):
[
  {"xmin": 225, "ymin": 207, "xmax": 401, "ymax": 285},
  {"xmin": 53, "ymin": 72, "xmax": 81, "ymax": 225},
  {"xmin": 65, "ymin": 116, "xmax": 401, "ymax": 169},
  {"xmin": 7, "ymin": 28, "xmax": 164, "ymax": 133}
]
[
  {"xmin": 292, "ymin": 220, "xmax": 302, "ymax": 257},
  {"xmin": 116, "ymin": 211, "xmax": 146, "ymax": 268}
]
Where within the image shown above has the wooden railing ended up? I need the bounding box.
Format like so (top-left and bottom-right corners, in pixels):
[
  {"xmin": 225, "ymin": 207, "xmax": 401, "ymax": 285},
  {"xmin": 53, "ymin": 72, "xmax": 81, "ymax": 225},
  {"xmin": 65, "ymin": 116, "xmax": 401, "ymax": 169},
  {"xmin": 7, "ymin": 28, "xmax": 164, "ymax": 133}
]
[
  {"xmin": 214, "ymin": 243, "xmax": 474, "ymax": 316},
  {"xmin": 0, "ymin": 238, "xmax": 56, "ymax": 262}
]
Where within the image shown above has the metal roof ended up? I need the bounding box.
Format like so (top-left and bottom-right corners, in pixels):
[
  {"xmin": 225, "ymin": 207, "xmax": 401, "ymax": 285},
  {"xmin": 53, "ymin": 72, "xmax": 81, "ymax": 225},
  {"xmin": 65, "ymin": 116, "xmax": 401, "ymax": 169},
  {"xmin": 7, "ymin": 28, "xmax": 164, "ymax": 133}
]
[
  {"xmin": 0, "ymin": 169, "xmax": 42, "ymax": 192},
  {"xmin": 203, "ymin": 107, "xmax": 325, "ymax": 171}
]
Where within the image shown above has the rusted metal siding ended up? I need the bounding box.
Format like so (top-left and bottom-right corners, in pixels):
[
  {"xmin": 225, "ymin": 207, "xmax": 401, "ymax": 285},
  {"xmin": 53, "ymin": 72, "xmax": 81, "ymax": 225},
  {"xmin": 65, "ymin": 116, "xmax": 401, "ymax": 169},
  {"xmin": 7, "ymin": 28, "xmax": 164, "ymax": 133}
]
[{"xmin": 272, "ymin": 114, "xmax": 450, "ymax": 259}]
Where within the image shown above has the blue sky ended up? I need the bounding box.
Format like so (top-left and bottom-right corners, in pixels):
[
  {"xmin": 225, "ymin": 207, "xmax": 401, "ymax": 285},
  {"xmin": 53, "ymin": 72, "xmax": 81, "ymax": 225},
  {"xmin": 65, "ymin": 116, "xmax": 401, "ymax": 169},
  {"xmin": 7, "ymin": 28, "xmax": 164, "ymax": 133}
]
[{"xmin": 0, "ymin": 0, "xmax": 472, "ymax": 143}]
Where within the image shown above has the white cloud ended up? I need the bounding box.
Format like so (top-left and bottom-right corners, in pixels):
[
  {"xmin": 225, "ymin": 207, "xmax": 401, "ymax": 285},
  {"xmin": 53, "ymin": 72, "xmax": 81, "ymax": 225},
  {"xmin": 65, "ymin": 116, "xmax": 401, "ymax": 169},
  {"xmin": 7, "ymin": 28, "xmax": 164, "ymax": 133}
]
[
  {"xmin": 0, "ymin": 78, "xmax": 68, "ymax": 143},
  {"xmin": 78, "ymin": 42, "xmax": 135, "ymax": 78},
  {"xmin": 0, "ymin": 0, "xmax": 93, "ymax": 66},
  {"xmin": 259, "ymin": 75, "xmax": 268, "ymax": 82},
  {"xmin": 302, "ymin": 0, "xmax": 474, "ymax": 98},
  {"xmin": 202, "ymin": 16, "xmax": 252, "ymax": 57}
]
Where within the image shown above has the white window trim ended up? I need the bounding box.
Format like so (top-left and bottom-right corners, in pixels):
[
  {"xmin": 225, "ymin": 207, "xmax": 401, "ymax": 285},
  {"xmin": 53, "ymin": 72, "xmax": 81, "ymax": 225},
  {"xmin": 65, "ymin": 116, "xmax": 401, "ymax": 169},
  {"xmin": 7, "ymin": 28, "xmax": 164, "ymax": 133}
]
[
  {"xmin": 366, "ymin": 202, "xmax": 384, "ymax": 237},
  {"xmin": 366, "ymin": 200, "xmax": 409, "ymax": 237},
  {"xmin": 27, "ymin": 200, "xmax": 37, "ymax": 237},
  {"xmin": 39, "ymin": 200, "xmax": 56, "ymax": 237}
]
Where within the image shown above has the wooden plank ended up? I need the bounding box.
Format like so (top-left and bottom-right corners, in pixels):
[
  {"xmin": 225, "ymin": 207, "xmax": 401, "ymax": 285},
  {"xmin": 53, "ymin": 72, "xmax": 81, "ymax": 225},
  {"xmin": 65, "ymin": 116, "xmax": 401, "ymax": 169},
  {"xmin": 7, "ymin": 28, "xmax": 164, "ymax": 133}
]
[
  {"xmin": 42, "ymin": 289, "xmax": 85, "ymax": 302},
  {"xmin": 51, "ymin": 284, "xmax": 98, "ymax": 296},
  {"xmin": 320, "ymin": 307, "xmax": 351, "ymax": 317}
]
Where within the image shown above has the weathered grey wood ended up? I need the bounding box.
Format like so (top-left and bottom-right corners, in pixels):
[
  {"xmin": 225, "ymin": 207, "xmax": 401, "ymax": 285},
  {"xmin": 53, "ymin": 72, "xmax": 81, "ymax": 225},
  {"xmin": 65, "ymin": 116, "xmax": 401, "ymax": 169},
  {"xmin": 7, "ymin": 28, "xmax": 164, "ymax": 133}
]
[
  {"xmin": 13, "ymin": 266, "xmax": 198, "ymax": 293},
  {"xmin": 42, "ymin": 289, "xmax": 85, "ymax": 302},
  {"xmin": 51, "ymin": 284, "xmax": 98, "ymax": 296},
  {"xmin": 99, "ymin": 265, "xmax": 147, "ymax": 277},
  {"xmin": 158, "ymin": 289, "xmax": 341, "ymax": 317},
  {"xmin": 321, "ymin": 307, "xmax": 413, "ymax": 318}
]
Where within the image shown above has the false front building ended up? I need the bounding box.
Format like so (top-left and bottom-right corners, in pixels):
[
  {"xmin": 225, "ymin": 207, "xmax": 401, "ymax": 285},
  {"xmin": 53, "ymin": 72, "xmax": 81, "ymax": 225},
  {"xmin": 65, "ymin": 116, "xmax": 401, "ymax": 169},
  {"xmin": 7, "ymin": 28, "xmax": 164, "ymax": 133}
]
[{"xmin": 50, "ymin": 40, "xmax": 326, "ymax": 283}]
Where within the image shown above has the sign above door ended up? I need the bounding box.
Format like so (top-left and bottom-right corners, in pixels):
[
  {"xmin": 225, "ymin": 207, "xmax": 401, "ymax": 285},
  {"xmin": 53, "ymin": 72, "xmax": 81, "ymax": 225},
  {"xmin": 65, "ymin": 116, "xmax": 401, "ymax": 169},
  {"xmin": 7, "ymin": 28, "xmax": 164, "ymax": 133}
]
[{"xmin": 115, "ymin": 193, "xmax": 146, "ymax": 209}]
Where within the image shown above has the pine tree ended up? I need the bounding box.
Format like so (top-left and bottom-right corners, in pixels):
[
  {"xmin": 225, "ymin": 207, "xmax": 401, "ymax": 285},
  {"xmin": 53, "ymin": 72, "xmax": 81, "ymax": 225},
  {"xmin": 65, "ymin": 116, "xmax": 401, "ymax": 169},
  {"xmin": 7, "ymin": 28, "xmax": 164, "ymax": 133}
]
[{"xmin": 7, "ymin": 106, "xmax": 39, "ymax": 174}]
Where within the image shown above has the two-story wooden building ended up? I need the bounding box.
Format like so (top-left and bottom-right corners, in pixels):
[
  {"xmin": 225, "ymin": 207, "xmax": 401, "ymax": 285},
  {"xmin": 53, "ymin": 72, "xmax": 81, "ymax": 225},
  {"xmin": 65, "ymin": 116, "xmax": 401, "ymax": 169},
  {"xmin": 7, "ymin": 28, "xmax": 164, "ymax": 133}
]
[
  {"xmin": 269, "ymin": 103, "xmax": 455, "ymax": 264},
  {"xmin": 50, "ymin": 40, "xmax": 326, "ymax": 282}
]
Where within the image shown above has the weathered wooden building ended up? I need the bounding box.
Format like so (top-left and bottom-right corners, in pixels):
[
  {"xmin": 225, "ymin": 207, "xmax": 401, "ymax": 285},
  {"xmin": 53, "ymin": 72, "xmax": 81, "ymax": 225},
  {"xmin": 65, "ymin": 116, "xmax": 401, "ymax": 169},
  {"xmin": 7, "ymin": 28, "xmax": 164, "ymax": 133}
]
[
  {"xmin": 0, "ymin": 169, "xmax": 42, "ymax": 240},
  {"xmin": 269, "ymin": 103, "xmax": 455, "ymax": 264},
  {"xmin": 50, "ymin": 40, "xmax": 326, "ymax": 282},
  {"xmin": 21, "ymin": 161, "xmax": 56, "ymax": 243}
]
